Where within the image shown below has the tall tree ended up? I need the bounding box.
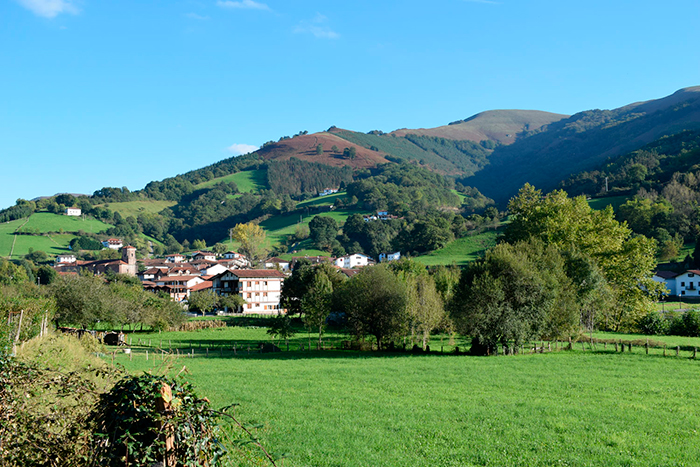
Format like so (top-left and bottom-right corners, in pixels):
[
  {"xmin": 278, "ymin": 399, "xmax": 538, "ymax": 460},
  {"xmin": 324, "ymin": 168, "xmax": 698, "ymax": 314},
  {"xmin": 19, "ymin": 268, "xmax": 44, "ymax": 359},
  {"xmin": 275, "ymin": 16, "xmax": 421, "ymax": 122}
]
[
  {"xmin": 301, "ymin": 272, "xmax": 333, "ymax": 346},
  {"xmin": 230, "ymin": 222, "xmax": 267, "ymax": 264},
  {"xmin": 335, "ymin": 265, "xmax": 408, "ymax": 350},
  {"xmin": 504, "ymin": 184, "xmax": 662, "ymax": 330}
]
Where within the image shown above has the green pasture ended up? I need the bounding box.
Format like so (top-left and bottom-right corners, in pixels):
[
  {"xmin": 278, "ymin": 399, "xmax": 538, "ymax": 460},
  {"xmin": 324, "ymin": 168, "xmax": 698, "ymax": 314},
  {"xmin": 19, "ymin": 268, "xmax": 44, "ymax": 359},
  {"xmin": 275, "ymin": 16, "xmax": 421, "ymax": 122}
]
[
  {"xmin": 96, "ymin": 199, "xmax": 175, "ymax": 217},
  {"xmin": 11, "ymin": 234, "xmax": 74, "ymax": 258},
  {"xmin": 587, "ymin": 195, "xmax": 630, "ymax": 212},
  {"xmin": 0, "ymin": 218, "xmax": 26, "ymax": 257},
  {"xmin": 194, "ymin": 169, "xmax": 267, "ymax": 193},
  {"xmin": 296, "ymin": 191, "xmax": 348, "ymax": 208},
  {"xmin": 111, "ymin": 334, "xmax": 700, "ymax": 467},
  {"xmin": 260, "ymin": 208, "xmax": 365, "ymax": 247},
  {"xmin": 22, "ymin": 212, "xmax": 110, "ymax": 234},
  {"xmin": 415, "ymin": 230, "xmax": 498, "ymax": 266}
]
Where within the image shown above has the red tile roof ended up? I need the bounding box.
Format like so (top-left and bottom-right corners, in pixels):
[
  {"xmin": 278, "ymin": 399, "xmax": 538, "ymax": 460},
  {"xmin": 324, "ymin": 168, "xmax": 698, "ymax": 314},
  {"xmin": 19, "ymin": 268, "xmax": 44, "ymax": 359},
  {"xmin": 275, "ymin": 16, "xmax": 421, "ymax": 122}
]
[
  {"xmin": 190, "ymin": 281, "xmax": 213, "ymax": 292},
  {"xmin": 229, "ymin": 269, "xmax": 286, "ymax": 278}
]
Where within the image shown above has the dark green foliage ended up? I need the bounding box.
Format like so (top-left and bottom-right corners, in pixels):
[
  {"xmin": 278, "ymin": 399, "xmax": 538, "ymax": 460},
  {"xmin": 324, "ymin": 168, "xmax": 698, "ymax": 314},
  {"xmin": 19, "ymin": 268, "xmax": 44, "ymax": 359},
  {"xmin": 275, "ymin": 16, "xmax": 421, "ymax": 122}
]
[
  {"xmin": 309, "ymin": 215, "xmax": 339, "ymax": 250},
  {"xmin": 70, "ymin": 236, "xmax": 103, "ymax": 251},
  {"xmin": 91, "ymin": 374, "xmax": 225, "ymax": 467},
  {"xmin": 637, "ymin": 311, "xmax": 669, "ymax": 335},
  {"xmin": 449, "ymin": 240, "xmax": 580, "ymax": 353},
  {"xmin": 334, "ymin": 265, "xmax": 408, "ymax": 349},
  {"xmin": 266, "ymin": 158, "xmax": 353, "ymax": 196},
  {"xmin": 668, "ymin": 311, "xmax": 700, "ymax": 337},
  {"xmin": 0, "ymin": 199, "xmax": 36, "ymax": 223}
]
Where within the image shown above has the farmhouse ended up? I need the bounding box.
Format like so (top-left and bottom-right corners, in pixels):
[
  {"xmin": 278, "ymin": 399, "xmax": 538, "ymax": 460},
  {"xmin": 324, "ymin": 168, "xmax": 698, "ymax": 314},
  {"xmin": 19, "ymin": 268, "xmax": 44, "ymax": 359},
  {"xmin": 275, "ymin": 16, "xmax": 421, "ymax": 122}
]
[
  {"xmin": 65, "ymin": 207, "xmax": 81, "ymax": 216},
  {"xmin": 55, "ymin": 254, "xmax": 76, "ymax": 264},
  {"xmin": 192, "ymin": 251, "xmax": 217, "ymax": 262},
  {"xmin": 150, "ymin": 275, "xmax": 206, "ymax": 302},
  {"xmin": 379, "ymin": 252, "xmax": 401, "ymax": 262},
  {"xmin": 165, "ymin": 254, "xmax": 185, "ymax": 263},
  {"xmin": 333, "ymin": 254, "xmax": 374, "ymax": 269},
  {"xmin": 264, "ymin": 257, "xmax": 291, "ymax": 271},
  {"xmin": 102, "ymin": 238, "xmax": 123, "ymax": 250},
  {"xmin": 211, "ymin": 269, "xmax": 285, "ymax": 314}
]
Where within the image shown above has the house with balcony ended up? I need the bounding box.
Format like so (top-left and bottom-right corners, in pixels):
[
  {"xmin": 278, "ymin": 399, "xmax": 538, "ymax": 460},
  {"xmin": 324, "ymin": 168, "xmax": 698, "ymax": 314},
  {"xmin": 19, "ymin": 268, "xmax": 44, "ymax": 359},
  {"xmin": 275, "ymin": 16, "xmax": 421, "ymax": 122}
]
[{"xmin": 211, "ymin": 269, "xmax": 286, "ymax": 314}]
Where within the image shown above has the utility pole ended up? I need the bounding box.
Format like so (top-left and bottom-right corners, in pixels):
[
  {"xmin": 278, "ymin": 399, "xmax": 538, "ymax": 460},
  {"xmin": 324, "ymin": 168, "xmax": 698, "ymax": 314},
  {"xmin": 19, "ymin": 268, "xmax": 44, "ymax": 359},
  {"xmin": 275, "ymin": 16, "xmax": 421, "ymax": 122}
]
[{"xmin": 605, "ymin": 176, "xmax": 609, "ymax": 193}]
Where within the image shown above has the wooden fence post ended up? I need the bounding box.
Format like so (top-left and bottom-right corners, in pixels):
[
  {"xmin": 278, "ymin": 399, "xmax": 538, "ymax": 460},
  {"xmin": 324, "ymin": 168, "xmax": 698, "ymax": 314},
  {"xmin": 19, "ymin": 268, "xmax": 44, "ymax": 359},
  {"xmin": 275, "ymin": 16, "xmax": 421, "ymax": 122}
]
[
  {"xmin": 156, "ymin": 383, "xmax": 176, "ymax": 467},
  {"xmin": 620, "ymin": 341, "xmax": 624, "ymax": 353},
  {"xmin": 694, "ymin": 347, "xmax": 697, "ymax": 359},
  {"xmin": 628, "ymin": 343, "xmax": 632, "ymax": 353},
  {"xmin": 645, "ymin": 340, "xmax": 648, "ymax": 355},
  {"xmin": 663, "ymin": 345, "xmax": 667, "ymax": 357},
  {"xmin": 676, "ymin": 346, "xmax": 680, "ymax": 357},
  {"xmin": 146, "ymin": 350, "xmax": 149, "ymax": 361},
  {"xmin": 614, "ymin": 342, "xmax": 618, "ymax": 352}
]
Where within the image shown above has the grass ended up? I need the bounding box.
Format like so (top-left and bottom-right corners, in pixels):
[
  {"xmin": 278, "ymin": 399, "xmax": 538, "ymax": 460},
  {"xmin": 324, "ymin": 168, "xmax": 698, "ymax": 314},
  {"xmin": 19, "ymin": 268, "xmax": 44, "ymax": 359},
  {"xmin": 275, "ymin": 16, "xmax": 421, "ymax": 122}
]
[
  {"xmin": 414, "ymin": 230, "xmax": 499, "ymax": 266},
  {"xmin": 109, "ymin": 329, "xmax": 700, "ymax": 467},
  {"xmin": 587, "ymin": 195, "xmax": 630, "ymax": 212},
  {"xmin": 11, "ymin": 234, "xmax": 74, "ymax": 258},
  {"xmin": 259, "ymin": 208, "xmax": 366, "ymax": 248},
  {"xmin": 22, "ymin": 212, "xmax": 110, "ymax": 234},
  {"xmin": 296, "ymin": 191, "xmax": 348, "ymax": 208},
  {"xmin": 95, "ymin": 199, "xmax": 175, "ymax": 217},
  {"xmin": 0, "ymin": 218, "xmax": 26, "ymax": 257},
  {"xmin": 194, "ymin": 169, "xmax": 267, "ymax": 193}
]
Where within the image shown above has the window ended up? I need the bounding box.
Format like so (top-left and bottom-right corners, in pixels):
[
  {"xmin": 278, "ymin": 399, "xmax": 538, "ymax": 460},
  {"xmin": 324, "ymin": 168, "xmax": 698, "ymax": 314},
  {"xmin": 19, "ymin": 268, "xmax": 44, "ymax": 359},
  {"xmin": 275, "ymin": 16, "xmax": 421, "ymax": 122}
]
[
  {"xmin": 247, "ymin": 303, "xmax": 252, "ymax": 309},
  {"xmin": 264, "ymin": 281, "xmax": 268, "ymax": 286},
  {"xmin": 255, "ymin": 281, "xmax": 259, "ymax": 285},
  {"xmin": 247, "ymin": 293, "xmax": 251, "ymax": 299},
  {"xmin": 263, "ymin": 292, "xmax": 268, "ymax": 298},
  {"xmin": 682, "ymin": 282, "xmax": 686, "ymax": 287},
  {"xmin": 690, "ymin": 274, "xmax": 695, "ymax": 277}
]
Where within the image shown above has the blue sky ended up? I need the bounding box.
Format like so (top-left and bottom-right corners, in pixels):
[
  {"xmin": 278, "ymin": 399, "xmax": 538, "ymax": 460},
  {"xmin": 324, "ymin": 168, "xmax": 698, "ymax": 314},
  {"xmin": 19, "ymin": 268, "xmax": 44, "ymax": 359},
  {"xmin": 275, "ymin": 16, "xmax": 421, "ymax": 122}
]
[{"xmin": 1, "ymin": 0, "xmax": 698, "ymax": 209}]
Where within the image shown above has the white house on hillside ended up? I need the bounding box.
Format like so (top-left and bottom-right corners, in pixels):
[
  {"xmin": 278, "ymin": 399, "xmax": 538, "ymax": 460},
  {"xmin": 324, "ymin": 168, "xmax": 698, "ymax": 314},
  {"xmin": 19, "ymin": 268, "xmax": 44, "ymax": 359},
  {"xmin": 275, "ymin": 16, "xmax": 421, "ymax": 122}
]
[
  {"xmin": 652, "ymin": 270, "xmax": 700, "ymax": 297},
  {"xmin": 102, "ymin": 238, "xmax": 124, "ymax": 250},
  {"xmin": 66, "ymin": 207, "xmax": 81, "ymax": 216},
  {"xmin": 333, "ymin": 253, "xmax": 374, "ymax": 269},
  {"xmin": 379, "ymin": 252, "xmax": 401, "ymax": 262}
]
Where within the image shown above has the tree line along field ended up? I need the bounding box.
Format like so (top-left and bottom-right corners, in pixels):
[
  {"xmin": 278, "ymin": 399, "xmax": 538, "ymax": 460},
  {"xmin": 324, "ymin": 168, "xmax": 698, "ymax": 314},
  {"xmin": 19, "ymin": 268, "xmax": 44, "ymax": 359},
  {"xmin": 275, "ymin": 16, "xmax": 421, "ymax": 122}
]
[{"xmin": 110, "ymin": 326, "xmax": 700, "ymax": 467}]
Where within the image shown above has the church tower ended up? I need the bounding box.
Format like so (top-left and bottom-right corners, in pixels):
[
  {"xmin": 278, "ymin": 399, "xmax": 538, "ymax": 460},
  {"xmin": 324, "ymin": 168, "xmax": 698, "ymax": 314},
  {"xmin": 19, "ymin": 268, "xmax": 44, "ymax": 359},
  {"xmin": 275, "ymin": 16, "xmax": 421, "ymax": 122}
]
[{"xmin": 121, "ymin": 245, "xmax": 137, "ymax": 276}]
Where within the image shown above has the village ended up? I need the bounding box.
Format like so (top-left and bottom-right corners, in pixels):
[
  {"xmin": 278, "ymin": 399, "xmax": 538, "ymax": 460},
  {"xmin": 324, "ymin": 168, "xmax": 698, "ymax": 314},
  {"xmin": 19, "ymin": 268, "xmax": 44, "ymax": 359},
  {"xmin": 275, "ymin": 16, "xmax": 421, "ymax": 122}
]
[{"xmin": 52, "ymin": 240, "xmax": 402, "ymax": 314}]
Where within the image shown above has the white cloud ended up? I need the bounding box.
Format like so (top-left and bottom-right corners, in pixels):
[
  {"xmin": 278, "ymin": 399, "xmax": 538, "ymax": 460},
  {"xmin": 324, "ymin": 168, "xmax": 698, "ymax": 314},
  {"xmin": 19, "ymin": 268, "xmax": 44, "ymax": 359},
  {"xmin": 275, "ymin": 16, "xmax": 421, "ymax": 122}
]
[
  {"xmin": 216, "ymin": 0, "xmax": 270, "ymax": 11},
  {"xmin": 14, "ymin": 0, "xmax": 80, "ymax": 18},
  {"xmin": 227, "ymin": 143, "xmax": 259, "ymax": 156},
  {"xmin": 294, "ymin": 13, "xmax": 339, "ymax": 39},
  {"xmin": 185, "ymin": 12, "xmax": 210, "ymax": 20}
]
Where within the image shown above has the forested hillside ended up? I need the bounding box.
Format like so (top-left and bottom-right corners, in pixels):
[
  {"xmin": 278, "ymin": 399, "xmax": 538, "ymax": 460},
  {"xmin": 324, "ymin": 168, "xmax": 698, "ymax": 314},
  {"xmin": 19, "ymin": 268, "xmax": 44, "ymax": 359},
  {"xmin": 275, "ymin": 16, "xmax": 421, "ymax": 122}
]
[
  {"xmin": 561, "ymin": 129, "xmax": 700, "ymax": 260},
  {"xmin": 467, "ymin": 87, "xmax": 700, "ymax": 203}
]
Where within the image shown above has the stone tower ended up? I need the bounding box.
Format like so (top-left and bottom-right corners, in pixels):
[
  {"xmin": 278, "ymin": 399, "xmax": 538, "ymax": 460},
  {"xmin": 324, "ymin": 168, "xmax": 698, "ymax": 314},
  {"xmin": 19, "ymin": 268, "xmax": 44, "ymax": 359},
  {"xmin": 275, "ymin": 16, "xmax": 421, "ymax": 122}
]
[{"xmin": 121, "ymin": 245, "xmax": 137, "ymax": 276}]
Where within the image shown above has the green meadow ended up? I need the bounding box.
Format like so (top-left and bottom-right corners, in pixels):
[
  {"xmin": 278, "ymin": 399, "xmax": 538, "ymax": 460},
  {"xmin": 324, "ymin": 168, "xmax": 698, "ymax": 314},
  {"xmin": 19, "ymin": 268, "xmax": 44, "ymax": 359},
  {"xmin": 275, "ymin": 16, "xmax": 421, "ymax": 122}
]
[
  {"xmin": 111, "ymin": 324, "xmax": 700, "ymax": 467},
  {"xmin": 195, "ymin": 169, "xmax": 267, "ymax": 192},
  {"xmin": 587, "ymin": 195, "xmax": 630, "ymax": 212},
  {"xmin": 22, "ymin": 212, "xmax": 110, "ymax": 234},
  {"xmin": 96, "ymin": 199, "xmax": 176, "ymax": 217},
  {"xmin": 415, "ymin": 230, "xmax": 498, "ymax": 266}
]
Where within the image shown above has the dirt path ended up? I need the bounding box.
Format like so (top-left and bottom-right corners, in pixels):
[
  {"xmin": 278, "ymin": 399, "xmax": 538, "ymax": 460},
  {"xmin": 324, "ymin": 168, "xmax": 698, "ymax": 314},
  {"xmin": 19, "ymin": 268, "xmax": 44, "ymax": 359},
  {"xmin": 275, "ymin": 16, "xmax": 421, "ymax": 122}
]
[{"xmin": 9, "ymin": 217, "xmax": 31, "ymax": 259}]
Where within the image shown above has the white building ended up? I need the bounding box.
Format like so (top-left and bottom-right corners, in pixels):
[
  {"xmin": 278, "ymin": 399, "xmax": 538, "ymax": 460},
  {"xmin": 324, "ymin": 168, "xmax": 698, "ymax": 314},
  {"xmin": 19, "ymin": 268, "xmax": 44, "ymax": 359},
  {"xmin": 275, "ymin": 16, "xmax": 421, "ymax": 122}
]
[
  {"xmin": 165, "ymin": 254, "xmax": 185, "ymax": 263},
  {"xmin": 65, "ymin": 207, "xmax": 81, "ymax": 216},
  {"xmin": 379, "ymin": 252, "xmax": 401, "ymax": 262},
  {"xmin": 333, "ymin": 253, "xmax": 374, "ymax": 269},
  {"xmin": 192, "ymin": 251, "xmax": 217, "ymax": 262},
  {"xmin": 102, "ymin": 238, "xmax": 124, "ymax": 250},
  {"xmin": 211, "ymin": 269, "xmax": 286, "ymax": 314},
  {"xmin": 55, "ymin": 254, "xmax": 76, "ymax": 264},
  {"xmin": 264, "ymin": 257, "xmax": 291, "ymax": 271}
]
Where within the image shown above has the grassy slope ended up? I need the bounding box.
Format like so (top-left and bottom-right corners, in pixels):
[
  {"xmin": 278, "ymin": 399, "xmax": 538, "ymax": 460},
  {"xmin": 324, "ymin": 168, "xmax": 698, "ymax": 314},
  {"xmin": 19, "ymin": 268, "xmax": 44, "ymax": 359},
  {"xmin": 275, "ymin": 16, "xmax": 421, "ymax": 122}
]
[
  {"xmin": 194, "ymin": 169, "xmax": 267, "ymax": 192},
  {"xmin": 587, "ymin": 195, "xmax": 630, "ymax": 212},
  {"xmin": 296, "ymin": 191, "xmax": 348, "ymax": 208},
  {"xmin": 414, "ymin": 230, "xmax": 498, "ymax": 266},
  {"xmin": 22, "ymin": 212, "xmax": 110, "ymax": 233},
  {"xmin": 0, "ymin": 213, "xmax": 111, "ymax": 259},
  {"xmin": 95, "ymin": 200, "xmax": 176, "ymax": 217},
  {"xmin": 112, "ymin": 342, "xmax": 700, "ymax": 467}
]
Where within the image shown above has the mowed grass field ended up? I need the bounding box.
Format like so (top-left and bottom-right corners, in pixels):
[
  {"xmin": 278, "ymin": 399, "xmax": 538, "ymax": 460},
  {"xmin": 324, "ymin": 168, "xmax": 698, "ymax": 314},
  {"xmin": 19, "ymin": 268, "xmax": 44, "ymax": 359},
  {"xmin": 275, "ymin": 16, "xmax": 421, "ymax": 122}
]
[
  {"xmin": 1, "ymin": 212, "xmax": 110, "ymax": 258},
  {"xmin": 111, "ymin": 332, "xmax": 700, "ymax": 467},
  {"xmin": 195, "ymin": 169, "xmax": 267, "ymax": 192},
  {"xmin": 415, "ymin": 230, "xmax": 498, "ymax": 266},
  {"xmin": 23, "ymin": 212, "xmax": 110, "ymax": 234},
  {"xmin": 95, "ymin": 199, "xmax": 176, "ymax": 217}
]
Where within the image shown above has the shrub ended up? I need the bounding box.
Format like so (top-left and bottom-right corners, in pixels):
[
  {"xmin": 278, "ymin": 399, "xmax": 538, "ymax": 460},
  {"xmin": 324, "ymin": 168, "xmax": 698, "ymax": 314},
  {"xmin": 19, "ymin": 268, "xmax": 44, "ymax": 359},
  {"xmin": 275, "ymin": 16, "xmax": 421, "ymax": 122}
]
[
  {"xmin": 667, "ymin": 311, "xmax": 700, "ymax": 337},
  {"xmin": 637, "ymin": 311, "xmax": 668, "ymax": 335}
]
